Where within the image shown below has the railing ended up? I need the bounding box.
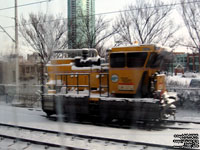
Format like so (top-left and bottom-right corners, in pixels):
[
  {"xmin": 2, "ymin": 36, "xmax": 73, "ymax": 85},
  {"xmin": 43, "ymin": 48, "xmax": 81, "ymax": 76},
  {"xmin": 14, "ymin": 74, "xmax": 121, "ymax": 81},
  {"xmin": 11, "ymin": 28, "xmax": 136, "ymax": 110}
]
[
  {"xmin": 54, "ymin": 72, "xmax": 110, "ymax": 97},
  {"xmin": 55, "ymin": 73, "xmax": 91, "ymax": 96},
  {"xmin": 167, "ymin": 86, "xmax": 200, "ymax": 102},
  {"xmin": 99, "ymin": 73, "xmax": 109, "ymax": 97},
  {"xmin": 167, "ymin": 86, "xmax": 200, "ymax": 91}
]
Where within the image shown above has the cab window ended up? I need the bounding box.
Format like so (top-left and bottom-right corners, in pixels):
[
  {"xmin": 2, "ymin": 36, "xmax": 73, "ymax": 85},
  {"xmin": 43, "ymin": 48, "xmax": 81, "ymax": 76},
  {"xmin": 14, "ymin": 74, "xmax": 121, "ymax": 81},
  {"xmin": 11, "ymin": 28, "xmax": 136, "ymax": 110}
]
[
  {"xmin": 110, "ymin": 53, "xmax": 125, "ymax": 68},
  {"xmin": 127, "ymin": 52, "xmax": 147, "ymax": 67},
  {"xmin": 147, "ymin": 52, "xmax": 162, "ymax": 68}
]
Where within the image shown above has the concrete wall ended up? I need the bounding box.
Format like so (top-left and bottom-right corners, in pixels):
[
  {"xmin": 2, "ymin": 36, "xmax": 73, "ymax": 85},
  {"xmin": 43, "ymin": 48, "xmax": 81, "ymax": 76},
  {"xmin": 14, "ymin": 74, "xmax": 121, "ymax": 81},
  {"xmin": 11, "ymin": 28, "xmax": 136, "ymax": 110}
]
[{"xmin": 0, "ymin": 84, "xmax": 42, "ymax": 107}]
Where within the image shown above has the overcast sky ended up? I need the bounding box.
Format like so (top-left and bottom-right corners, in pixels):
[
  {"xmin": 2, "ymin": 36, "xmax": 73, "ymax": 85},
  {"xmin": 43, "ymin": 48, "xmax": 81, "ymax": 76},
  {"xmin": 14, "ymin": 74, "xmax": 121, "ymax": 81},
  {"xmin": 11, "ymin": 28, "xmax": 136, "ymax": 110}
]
[
  {"xmin": 0, "ymin": 0, "xmax": 186, "ymax": 55},
  {"xmin": 0, "ymin": 0, "xmax": 135, "ymax": 27},
  {"xmin": 0, "ymin": 0, "xmax": 137, "ymax": 55}
]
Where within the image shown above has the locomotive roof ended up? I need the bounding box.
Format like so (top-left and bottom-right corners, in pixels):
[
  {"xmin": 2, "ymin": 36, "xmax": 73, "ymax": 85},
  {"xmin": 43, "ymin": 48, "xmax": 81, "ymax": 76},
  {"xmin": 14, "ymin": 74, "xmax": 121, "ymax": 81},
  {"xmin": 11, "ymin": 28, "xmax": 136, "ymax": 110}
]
[
  {"xmin": 111, "ymin": 44, "xmax": 170, "ymax": 52},
  {"xmin": 51, "ymin": 48, "xmax": 98, "ymax": 59},
  {"xmin": 53, "ymin": 48, "xmax": 97, "ymax": 53}
]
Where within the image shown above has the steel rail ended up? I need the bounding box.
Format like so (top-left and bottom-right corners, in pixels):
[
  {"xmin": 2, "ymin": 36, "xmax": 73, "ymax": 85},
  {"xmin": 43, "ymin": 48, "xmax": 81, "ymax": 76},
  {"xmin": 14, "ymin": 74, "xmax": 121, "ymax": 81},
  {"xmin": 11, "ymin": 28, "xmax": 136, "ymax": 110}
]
[
  {"xmin": 163, "ymin": 119, "xmax": 200, "ymax": 125},
  {"xmin": 41, "ymin": 115, "xmax": 195, "ymax": 130},
  {"xmin": 0, "ymin": 122, "xmax": 184, "ymax": 150},
  {"xmin": 0, "ymin": 134, "xmax": 86, "ymax": 150}
]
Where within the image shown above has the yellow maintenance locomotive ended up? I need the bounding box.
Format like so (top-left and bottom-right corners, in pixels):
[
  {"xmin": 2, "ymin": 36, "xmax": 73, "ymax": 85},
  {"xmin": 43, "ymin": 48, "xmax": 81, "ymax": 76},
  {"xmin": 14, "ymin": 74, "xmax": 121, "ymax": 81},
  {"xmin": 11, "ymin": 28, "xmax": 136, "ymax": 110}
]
[{"xmin": 42, "ymin": 44, "xmax": 176, "ymax": 122}]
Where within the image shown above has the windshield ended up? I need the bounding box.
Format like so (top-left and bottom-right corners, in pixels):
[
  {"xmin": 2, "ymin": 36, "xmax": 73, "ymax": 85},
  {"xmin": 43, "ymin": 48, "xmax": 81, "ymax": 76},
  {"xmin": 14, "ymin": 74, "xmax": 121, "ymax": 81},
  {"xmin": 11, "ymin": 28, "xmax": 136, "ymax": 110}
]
[
  {"xmin": 110, "ymin": 53, "xmax": 125, "ymax": 68},
  {"xmin": 127, "ymin": 52, "xmax": 147, "ymax": 67},
  {"xmin": 110, "ymin": 52, "xmax": 147, "ymax": 68}
]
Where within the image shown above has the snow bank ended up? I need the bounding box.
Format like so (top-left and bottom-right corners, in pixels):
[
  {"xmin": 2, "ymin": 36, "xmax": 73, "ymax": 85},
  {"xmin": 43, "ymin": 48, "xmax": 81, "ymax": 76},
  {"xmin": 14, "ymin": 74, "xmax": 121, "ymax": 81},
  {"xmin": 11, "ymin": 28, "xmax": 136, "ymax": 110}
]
[
  {"xmin": 166, "ymin": 72, "xmax": 200, "ymax": 87},
  {"xmin": 166, "ymin": 75, "xmax": 191, "ymax": 87},
  {"xmin": 166, "ymin": 73, "xmax": 200, "ymax": 107}
]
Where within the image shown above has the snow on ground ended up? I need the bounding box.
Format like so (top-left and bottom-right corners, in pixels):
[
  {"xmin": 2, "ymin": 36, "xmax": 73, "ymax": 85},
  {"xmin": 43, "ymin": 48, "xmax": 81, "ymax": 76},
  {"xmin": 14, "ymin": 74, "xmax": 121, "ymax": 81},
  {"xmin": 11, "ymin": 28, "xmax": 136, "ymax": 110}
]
[
  {"xmin": 166, "ymin": 72, "xmax": 200, "ymax": 87},
  {"xmin": 0, "ymin": 102, "xmax": 199, "ymax": 149},
  {"xmin": 0, "ymin": 73, "xmax": 200, "ymax": 149},
  {"xmin": 176, "ymin": 107, "xmax": 200, "ymax": 122},
  {"xmin": 166, "ymin": 72, "xmax": 200, "ymax": 104},
  {"xmin": 166, "ymin": 75, "xmax": 191, "ymax": 87}
]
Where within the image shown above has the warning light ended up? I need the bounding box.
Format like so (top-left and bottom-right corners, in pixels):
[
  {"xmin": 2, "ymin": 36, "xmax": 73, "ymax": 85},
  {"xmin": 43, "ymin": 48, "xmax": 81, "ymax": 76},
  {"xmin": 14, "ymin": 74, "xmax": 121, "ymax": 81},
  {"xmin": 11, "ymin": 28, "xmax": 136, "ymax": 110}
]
[{"xmin": 133, "ymin": 41, "xmax": 139, "ymax": 45}]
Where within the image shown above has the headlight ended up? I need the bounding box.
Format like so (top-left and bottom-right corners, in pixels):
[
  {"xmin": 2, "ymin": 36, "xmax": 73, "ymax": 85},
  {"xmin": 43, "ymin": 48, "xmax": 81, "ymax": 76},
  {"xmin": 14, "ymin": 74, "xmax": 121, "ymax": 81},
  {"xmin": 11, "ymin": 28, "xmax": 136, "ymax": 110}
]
[{"xmin": 111, "ymin": 74, "xmax": 118, "ymax": 83}]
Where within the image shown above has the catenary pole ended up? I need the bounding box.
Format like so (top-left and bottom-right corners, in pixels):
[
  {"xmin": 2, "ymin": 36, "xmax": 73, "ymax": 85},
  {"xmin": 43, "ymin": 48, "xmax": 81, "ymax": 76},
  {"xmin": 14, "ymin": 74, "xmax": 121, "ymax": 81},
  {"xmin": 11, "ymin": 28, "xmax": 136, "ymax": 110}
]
[{"xmin": 15, "ymin": 0, "xmax": 19, "ymax": 97}]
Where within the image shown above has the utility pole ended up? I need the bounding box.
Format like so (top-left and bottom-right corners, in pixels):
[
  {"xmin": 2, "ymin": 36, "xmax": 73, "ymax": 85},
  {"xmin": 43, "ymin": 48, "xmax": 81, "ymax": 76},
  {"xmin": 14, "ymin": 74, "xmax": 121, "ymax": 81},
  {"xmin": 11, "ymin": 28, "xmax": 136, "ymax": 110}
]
[{"xmin": 15, "ymin": 0, "xmax": 19, "ymax": 96}]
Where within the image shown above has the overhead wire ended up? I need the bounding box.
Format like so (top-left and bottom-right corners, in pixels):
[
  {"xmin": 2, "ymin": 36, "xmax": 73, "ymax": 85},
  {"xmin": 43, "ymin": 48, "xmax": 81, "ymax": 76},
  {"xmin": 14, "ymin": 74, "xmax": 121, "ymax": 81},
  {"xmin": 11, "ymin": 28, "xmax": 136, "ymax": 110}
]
[
  {"xmin": 0, "ymin": 0, "xmax": 199, "ymax": 12},
  {"xmin": 1, "ymin": 0, "xmax": 200, "ymax": 29},
  {"xmin": 0, "ymin": 0, "xmax": 54, "ymax": 11}
]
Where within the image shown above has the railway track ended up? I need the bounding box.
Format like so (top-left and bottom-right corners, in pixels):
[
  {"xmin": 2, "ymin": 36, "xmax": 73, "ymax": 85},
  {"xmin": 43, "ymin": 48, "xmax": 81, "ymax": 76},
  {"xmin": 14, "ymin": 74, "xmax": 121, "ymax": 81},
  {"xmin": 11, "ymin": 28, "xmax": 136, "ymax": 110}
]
[
  {"xmin": 0, "ymin": 134, "xmax": 84, "ymax": 150},
  {"xmin": 0, "ymin": 122, "xmax": 182, "ymax": 150},
  {"xmin": 163, "ymin": 119, "xmax": 200, "ymax": 125},
  {"xmin": 44, "ymin": 115, "xmax": 200, "ymax": 131}
]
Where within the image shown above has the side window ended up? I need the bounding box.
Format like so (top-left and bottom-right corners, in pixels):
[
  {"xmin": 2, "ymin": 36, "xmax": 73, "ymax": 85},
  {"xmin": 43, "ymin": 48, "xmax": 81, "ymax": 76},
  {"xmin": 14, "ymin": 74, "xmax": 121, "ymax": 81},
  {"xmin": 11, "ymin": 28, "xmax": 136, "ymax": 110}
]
[
  {"xmin": 110, "ymin": 53, "xmax": 125, "ymax": 68},
  {"xmin": 146, "ymin": 52, "xmax": 161, "ymax": 68},
  {"xmin": 127, "ymin": 52, "xmax": 147, "ymax": 67}
]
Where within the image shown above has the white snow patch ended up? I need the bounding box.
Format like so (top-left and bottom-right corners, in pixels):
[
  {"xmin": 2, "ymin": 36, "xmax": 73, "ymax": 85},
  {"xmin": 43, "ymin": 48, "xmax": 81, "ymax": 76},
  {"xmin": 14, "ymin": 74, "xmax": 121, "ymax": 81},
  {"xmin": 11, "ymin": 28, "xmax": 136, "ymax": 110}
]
[
  {"xmin": 46, "ymin": 63, "xmax": 73, "ymax": 67},
  {"xmin": 71, "ymin": 66, "xmax": 101, "ymax": 70},
  {"xmin": 46, "ymin": 80, "xmax": 62, "ymax": 85},
  {"xmin": 166, "ymin": 75, "xmax": 191, "ymax": 87}
]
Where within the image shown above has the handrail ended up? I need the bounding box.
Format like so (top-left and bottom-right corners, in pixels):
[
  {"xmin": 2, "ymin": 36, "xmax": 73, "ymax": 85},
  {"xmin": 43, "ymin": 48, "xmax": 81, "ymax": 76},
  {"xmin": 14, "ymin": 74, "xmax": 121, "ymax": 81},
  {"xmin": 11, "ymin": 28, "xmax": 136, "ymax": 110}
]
[
  {"xmin": 55, "ymin": 73, "xmax": 91, "ymax": 96},
  {"xmin": 99, "ymin": 73, "xmax": 109, "ymax": 97},
  {"xmin": 55, "ymin": 72, "xmax": 109, "ymax": 97}
]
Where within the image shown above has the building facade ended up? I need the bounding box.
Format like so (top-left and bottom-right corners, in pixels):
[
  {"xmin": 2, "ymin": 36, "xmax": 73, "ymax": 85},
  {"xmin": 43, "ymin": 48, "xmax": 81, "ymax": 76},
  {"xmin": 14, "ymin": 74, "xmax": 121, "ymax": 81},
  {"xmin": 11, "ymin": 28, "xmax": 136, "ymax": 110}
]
[
  {"xmin": 0, "ymin": 55, "xmax": 21, "ymax": 84},
  {"xmin": 187, "ymin": 53, "xmax": 200, "ymax": 72},
  {"xmin": 167, "ymin": 52, "xmax": 200, "ymax": 73},
  {"xmin": 0, "ymin": 53, "xmax": 41, "ymax": 85},
  {"xmin": 68, "ymin": 0, "xmax": 95, "ymax": 48},
  {"xmin": 19, "ymin": 53, "xmax": 41, "ymax": 83}
]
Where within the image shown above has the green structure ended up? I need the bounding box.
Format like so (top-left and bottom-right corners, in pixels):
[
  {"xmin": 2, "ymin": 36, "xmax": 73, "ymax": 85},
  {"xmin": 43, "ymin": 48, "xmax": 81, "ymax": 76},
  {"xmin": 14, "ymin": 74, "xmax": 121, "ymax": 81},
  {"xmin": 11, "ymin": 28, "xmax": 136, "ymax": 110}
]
[
  {"xmin": 187, "ymin": 53, "xmax": 200, "ymax": 72},
  {"xmin": 68, "ymin": 0, "xmax": 95, "ymax": 49},
  {"xmin": 167, "ymin": 52, "xmax": 200, "ymax": 73},
  {"xmin": 166, "ymin": 53, "xmax": 187, "ymax": 73}
]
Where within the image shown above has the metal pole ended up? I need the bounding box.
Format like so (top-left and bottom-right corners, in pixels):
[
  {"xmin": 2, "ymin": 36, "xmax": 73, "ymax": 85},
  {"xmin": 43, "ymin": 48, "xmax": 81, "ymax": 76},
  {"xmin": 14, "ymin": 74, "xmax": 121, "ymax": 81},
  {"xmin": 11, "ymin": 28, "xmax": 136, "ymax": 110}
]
[
  {"xmin": 99, "ymin": 74, "xmax": 101, "ymax": 96},
  {"xmin": 15, "ymin": 0, "xmax": 19, "ymax": 96},
  {"xmin": 77, "ymin": 74, "xmax": 79, "ymax": 94},
  {"xmin": 88, "ymin": 74, "xmax": 90, "ymax": 97},
  {"xmin": 65, "ymin": 75, "xmax": 68, "ymax": 94}
]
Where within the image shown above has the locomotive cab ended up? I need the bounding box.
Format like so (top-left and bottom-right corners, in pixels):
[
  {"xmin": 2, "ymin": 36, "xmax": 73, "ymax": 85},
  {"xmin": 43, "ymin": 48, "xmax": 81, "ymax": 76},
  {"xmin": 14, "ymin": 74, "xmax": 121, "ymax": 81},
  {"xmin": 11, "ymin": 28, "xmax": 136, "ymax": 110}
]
[{"xmin": 109, "ymin": 45, "xmax": 167, "ymax": 98}]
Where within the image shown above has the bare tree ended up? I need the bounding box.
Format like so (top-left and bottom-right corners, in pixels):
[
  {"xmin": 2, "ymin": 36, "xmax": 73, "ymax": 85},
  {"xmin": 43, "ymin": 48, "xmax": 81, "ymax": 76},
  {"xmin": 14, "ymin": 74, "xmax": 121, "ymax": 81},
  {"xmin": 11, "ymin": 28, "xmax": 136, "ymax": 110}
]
[
  {"xmin": 19, "ymin": 13, "xmax": 68, "ymax": 64},
  {"xmin": 69, "ymin": 11, "xmax": 116, "ymax": 56},
  {"xmin": 113, "ymin": 0, "xmax": 180, "ymax": 48},
  {"xmin": 19, "ymin": 13, "xmax": 68, "ymax": 99},
  {"xmin": 180, "ymin": 0, "xmax": 200, "ymax": 53}
]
